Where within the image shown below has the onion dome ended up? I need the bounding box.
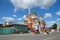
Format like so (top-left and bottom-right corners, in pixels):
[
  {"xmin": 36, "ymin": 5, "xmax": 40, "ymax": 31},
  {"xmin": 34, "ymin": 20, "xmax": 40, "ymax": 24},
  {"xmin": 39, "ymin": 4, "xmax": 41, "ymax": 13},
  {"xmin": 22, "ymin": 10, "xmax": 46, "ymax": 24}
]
[
  {"xmin": 31, "ymin": 11, "xmax": 37, "ymax": 19},
  {"xmin": 31, "ymin": 11, "xmax": 37, "ymax": 16}
]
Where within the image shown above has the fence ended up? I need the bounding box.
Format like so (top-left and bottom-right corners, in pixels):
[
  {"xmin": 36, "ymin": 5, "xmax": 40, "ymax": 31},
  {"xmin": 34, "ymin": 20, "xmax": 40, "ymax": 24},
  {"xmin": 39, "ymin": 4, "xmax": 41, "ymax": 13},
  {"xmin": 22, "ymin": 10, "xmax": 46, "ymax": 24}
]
[{"xmin": 0, "ymin": 25, "xmax": 29, "ymax": 35}]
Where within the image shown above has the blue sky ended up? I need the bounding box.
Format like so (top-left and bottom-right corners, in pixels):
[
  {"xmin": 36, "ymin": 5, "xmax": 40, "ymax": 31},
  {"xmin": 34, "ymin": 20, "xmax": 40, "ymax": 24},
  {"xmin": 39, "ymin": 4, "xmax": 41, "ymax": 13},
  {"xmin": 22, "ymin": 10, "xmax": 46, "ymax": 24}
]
[{"xmin": 0, "ymin": 0, "xmax": 60, "ymax": 27}]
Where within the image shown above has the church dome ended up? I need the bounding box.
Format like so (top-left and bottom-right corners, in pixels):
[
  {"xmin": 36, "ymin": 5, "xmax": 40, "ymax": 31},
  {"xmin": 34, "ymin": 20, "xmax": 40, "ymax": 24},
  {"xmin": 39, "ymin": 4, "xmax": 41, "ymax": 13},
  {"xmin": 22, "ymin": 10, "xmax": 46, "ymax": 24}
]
[
  {"xmin": 31, "ymin": 11, "xmax": 37, "ymax": 19},
  {"xmin": 31, "ymin": 11, "xmax": 37, "ymax": 16}
]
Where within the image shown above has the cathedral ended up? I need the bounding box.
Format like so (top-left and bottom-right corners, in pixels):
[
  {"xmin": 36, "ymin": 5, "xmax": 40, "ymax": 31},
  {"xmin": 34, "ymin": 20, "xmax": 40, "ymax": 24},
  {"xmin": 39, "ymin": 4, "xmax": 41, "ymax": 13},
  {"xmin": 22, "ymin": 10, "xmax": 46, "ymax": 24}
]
[{"xmin": 24, "ymin": 8, "xmax": 46, "ymax": 34}]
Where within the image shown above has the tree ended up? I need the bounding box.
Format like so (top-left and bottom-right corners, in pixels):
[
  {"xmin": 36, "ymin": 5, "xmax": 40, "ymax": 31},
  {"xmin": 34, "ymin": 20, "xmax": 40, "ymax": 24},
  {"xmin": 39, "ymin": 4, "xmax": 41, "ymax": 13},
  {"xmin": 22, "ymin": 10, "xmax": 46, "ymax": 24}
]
[{"xmin": 52, "ymin": 23, "xmax": 57, "ymax": 29}]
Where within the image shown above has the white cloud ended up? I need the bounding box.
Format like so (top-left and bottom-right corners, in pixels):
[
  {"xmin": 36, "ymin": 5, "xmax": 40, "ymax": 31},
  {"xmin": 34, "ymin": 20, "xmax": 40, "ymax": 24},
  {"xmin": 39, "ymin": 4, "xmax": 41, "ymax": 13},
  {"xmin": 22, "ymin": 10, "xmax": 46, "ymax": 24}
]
[
  {"xmin": 2, "ymin": 17, "xmax": 14, "ymax": 22},
  {"xmin": 47, "ymin": 21, "xmax": 55, "ymax": 24},
  {"xmin": 13, "ymin": 15, "xmax": 17, "ymax": 17},
  {"xmin": 23, "ymin": 15, "xmax": 26, "ymax": 19},
  {"xmin": 44, "ymin": 13, "xmax": 52, "ymax": 18},
  {"xmin": 51, "ymin": 21, "xmax": 55, "ymax": 24},
  {"xmin": 10, "ymin": 0, "xmax": 56, "ymax": 12},
  {"xmin": 10, "ymin": 0, "xmax": 36, "ymax": 11},
  {"xmin": 56, "ymin": 10, "xmax": 60, "ymax": 16},
  {"xmin": 46, "ymin": 21, "xmax": 55, "ymax": 27},
  {"xmin": 17, "ymin": 18, "xmax": 22, "ymax": 20},
  {"xmin": 56, "ymin": 18, "xmax": 60, "ymax": 21},
  {"xmin": 40, "ymin": 0, "xmax": 56, "ymax": 9}
]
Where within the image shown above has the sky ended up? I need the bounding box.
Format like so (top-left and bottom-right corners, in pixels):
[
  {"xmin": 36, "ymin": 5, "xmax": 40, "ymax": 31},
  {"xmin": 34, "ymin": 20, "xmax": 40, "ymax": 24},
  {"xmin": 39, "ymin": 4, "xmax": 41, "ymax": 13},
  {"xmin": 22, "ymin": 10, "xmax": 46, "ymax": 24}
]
[{"xmin": 0, "ymin": 0, "xmax": 60, "ymax": 27}]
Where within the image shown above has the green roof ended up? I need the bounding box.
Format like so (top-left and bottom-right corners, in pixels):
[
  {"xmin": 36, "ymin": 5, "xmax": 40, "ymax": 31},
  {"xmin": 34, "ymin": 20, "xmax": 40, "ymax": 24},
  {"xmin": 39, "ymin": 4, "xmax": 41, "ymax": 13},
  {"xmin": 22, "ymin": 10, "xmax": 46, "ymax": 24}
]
[
  {"xmin": 31, "ymin": 11, "xmax": 37, "ymax": 15},
  {"xmin": 40, "ymin": 15, "xmax": 43, "ymax": 17}
]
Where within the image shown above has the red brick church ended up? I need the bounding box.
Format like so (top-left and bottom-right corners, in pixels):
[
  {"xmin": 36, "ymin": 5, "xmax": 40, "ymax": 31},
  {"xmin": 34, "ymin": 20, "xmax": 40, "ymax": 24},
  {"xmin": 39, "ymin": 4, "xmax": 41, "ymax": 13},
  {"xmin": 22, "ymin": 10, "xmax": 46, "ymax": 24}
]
[{"xmin": 24, "ymin": 8, "xmax": 46, "ymax": 34}]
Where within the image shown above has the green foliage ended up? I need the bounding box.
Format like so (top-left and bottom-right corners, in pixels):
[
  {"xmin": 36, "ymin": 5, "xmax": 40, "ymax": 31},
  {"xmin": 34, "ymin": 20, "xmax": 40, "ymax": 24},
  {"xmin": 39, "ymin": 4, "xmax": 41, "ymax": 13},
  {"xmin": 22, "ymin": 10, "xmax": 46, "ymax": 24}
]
[{"xmin": 52, "ymin": 23, "xmax": 57, "ymax": 29}]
